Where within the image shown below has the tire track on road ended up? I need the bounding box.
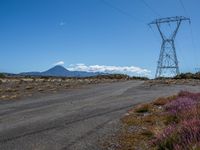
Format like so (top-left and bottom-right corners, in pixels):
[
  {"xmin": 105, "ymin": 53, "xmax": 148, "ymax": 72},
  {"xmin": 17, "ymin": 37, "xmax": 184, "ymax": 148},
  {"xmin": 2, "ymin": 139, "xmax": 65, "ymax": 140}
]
[{"xmin": 0, "ymin": 104, "xmax": 134, "ymax": 144}]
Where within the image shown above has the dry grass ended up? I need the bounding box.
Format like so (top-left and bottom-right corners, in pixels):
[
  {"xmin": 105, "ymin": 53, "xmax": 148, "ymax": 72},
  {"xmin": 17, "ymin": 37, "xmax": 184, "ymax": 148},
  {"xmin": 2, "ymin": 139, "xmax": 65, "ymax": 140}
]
[
  {"xmin": 152, "ymin": 97, "xmax": 169, "ymax": 106},
  {"xmin": 117, "ymin": 130, "xmax": 152, "ymax": 150},
  {"xmin": 152, "ymin": 95, "xmax": 177, "ymax": 106},
  {"xmin": 115, "ymin": 105, "xmax": 166, "ymax": 149}
]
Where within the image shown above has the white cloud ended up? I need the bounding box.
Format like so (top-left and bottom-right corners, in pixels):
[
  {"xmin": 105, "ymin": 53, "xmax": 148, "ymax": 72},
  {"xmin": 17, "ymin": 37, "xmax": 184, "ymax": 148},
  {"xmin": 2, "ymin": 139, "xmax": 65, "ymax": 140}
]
[
  {"xmin": 67, "ymin": 64, "xmax": 151, "ymax": 76},
  {"xmin": 54, "ymin": 61, "xmax": 65, "ymax": 66}
]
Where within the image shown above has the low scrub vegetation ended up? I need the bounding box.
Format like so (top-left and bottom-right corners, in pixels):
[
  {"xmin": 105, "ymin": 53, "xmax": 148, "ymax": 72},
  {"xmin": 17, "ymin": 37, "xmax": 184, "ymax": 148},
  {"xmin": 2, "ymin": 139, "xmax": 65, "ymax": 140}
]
[
  {"xmin": 105, "ymin": 91, "xmax": 200, "ymax": 150},
  {"xmin": 94, "ymin": 74, "xmax": 149, "ymax": 80},
  {"xmin": 154, "ymin": 72, "xmax": 200, "ymax": 80},
  {"xmin": 152, "ymin": 72, "xmax": 200, "ymax": 80},
  {"xmin": 174, "ymin": 72, "xmax": 200, "ymax": 79},
  {"xmin": 0, "ymin": 73, "xmax": 5, "ymax": 78},
  {"xmin": 0, "ymin": 74, "xmax": 148, "ymax": 100}
]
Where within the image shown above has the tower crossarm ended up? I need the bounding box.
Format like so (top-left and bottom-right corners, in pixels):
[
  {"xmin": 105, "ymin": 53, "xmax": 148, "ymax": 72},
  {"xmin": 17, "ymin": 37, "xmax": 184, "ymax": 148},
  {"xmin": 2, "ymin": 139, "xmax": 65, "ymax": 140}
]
[{"xmin": 148, "ymin": 16, "xmax": 190, "ymax": 25}]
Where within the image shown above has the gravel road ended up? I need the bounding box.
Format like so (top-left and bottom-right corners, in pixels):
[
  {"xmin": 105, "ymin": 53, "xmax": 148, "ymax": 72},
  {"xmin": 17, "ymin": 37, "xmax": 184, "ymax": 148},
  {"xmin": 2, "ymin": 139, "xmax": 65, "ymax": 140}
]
[{"xmin": 0, "ymin": 80, "xmax": 200, "ymax": 150}]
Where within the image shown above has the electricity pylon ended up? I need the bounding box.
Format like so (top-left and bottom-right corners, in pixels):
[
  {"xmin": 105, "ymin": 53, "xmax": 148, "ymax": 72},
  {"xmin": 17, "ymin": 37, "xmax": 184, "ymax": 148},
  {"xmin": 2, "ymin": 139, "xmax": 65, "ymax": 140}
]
[{"xmin": 149, "ymin": 16, "xmax": 190, "ymax": 78}]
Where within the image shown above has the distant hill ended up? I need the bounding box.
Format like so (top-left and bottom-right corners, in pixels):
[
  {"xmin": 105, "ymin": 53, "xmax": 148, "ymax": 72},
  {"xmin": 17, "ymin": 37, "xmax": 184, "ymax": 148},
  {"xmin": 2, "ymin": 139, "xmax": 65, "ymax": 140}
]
[{"xmin": 20, "ymin": 65, "xmax": 105, "ymax": 77}]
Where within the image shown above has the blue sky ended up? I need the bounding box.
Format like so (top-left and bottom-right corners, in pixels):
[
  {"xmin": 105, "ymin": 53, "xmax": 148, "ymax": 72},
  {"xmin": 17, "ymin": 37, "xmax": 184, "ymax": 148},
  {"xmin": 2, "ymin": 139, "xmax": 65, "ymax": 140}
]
[{"xmin": 0, "ymin": 0, "xmax": 199, "ymax": 77}]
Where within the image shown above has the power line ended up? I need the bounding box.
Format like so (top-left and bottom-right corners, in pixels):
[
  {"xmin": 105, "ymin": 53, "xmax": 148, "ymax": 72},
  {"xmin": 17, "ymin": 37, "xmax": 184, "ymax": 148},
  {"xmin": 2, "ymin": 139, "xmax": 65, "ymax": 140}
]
[
  {"xmin": 140, "ymin": 0, "xmax": 161, "ymax": 17},
  {"xmin": 148, "ymin": 25, "xmax": 160, "ymax": 44},
  {"xmin": 99, "ymin": 0, "xmax": 145, "ymax": 23},
  {"xmin": 139, "ymin": 0, "xmax": 162, "ymax": 44},
  {"xmin": 178, "ymin": 0, "xmax": 189, "ymax": 16},
  {"xmin": 189, "ymin": 23, "xmax": 199, "ymax": 67},
  {"xmin": 177, "ymin": 0, "xmax": 199, "ymax": 68},
  {"xmin": 100, "ymin": 0, "xmax": 161, "ymax": 46}
]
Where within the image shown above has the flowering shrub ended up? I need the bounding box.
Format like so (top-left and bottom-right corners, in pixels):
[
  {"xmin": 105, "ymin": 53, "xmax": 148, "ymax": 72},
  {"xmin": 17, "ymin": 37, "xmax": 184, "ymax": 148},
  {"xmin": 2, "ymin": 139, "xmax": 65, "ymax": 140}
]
[
  {"xmin": 165, "ymin": 97, "xmax": 196, "ymax": 115},
  {"xmin": 180, "ymin": 119, "xmax": 200, "ymax": 147},
  {"xmin": 151, "ymin": 119, "xmax": 200, "ymax": 150},
  {"xmin": 151, "ymin": 92, "xmax": 200, "ymax": 150},
  {"xmin": 178, "ymin": 91, "xmax": 200, "ymax": 101},
  {"xmin": 151, "ymin": 125, "xmax": 177, "ymax": 149}
]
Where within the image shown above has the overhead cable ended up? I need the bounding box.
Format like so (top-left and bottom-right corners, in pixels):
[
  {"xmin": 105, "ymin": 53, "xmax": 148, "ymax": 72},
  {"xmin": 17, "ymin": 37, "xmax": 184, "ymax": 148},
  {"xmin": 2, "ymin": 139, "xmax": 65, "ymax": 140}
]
[
  {"xmin": 140, "ymin": 0, "xmax": 161, "ymax": 17},
  {"xmin": 99, "ymin": 0, "xmax": 145, "ymax": 23}
]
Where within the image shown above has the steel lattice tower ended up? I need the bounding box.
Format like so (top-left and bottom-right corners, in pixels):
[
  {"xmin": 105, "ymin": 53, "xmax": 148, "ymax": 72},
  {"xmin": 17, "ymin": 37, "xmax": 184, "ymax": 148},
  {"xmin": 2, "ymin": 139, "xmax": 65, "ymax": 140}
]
[{"xmin": 149, "ymin": 16, "xmax": 190, "ymax": 78}]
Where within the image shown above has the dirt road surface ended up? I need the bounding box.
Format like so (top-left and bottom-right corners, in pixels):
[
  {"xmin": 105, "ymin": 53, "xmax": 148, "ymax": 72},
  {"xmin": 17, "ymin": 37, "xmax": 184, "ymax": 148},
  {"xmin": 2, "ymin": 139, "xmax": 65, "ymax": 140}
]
[{"xmin": 0, "ymin": 80, "xmax": 200, "ymax": 150}]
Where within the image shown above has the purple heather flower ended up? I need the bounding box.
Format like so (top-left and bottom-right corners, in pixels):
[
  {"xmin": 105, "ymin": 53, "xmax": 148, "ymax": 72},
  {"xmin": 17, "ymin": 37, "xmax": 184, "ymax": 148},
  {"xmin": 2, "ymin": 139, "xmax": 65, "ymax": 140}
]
[{"xmin": 150, "ymin": 92, "xmax": 200, "ymax": 149}]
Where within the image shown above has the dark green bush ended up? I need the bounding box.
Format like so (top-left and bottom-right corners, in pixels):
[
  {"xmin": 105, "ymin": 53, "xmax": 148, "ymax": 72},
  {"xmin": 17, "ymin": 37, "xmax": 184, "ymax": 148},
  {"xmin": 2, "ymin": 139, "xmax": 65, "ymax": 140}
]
[
  {"xmin": 0, "ymin": 73, "xmax": 5, "ymax": 78},
  {"xmin": 135, "ymin": 104, "xmax": 151, "ymax": 113}
]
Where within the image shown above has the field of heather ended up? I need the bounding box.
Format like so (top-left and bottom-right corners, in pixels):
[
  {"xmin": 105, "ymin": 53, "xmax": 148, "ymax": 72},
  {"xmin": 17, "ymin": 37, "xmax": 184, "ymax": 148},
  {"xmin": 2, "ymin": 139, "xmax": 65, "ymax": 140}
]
[{"xmin": 105, "ymin": 91, "xmax": 200, "ymax": 150}]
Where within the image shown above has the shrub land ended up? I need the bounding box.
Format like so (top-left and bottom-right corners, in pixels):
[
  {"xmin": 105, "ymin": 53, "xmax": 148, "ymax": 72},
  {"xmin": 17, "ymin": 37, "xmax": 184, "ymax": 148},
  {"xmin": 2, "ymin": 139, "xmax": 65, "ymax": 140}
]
[
  {"xmin": 105, "ymin": 91, "xmax": 200, "ymax": 150},
  {"xmin": 174, "ymin": 72, "xmax": 200, "ymax": 79},
  {"xmin": 0, "ymin": 74, "xmax": 148, "ymax": 100}
]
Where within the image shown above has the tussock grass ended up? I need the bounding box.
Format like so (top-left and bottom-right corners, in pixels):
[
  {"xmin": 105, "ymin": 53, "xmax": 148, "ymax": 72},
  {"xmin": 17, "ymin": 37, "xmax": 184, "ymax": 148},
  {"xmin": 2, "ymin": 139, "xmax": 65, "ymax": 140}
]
[{"xmin": 153, "ymin": 95, "xmax": 177, "ymax": 106}]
